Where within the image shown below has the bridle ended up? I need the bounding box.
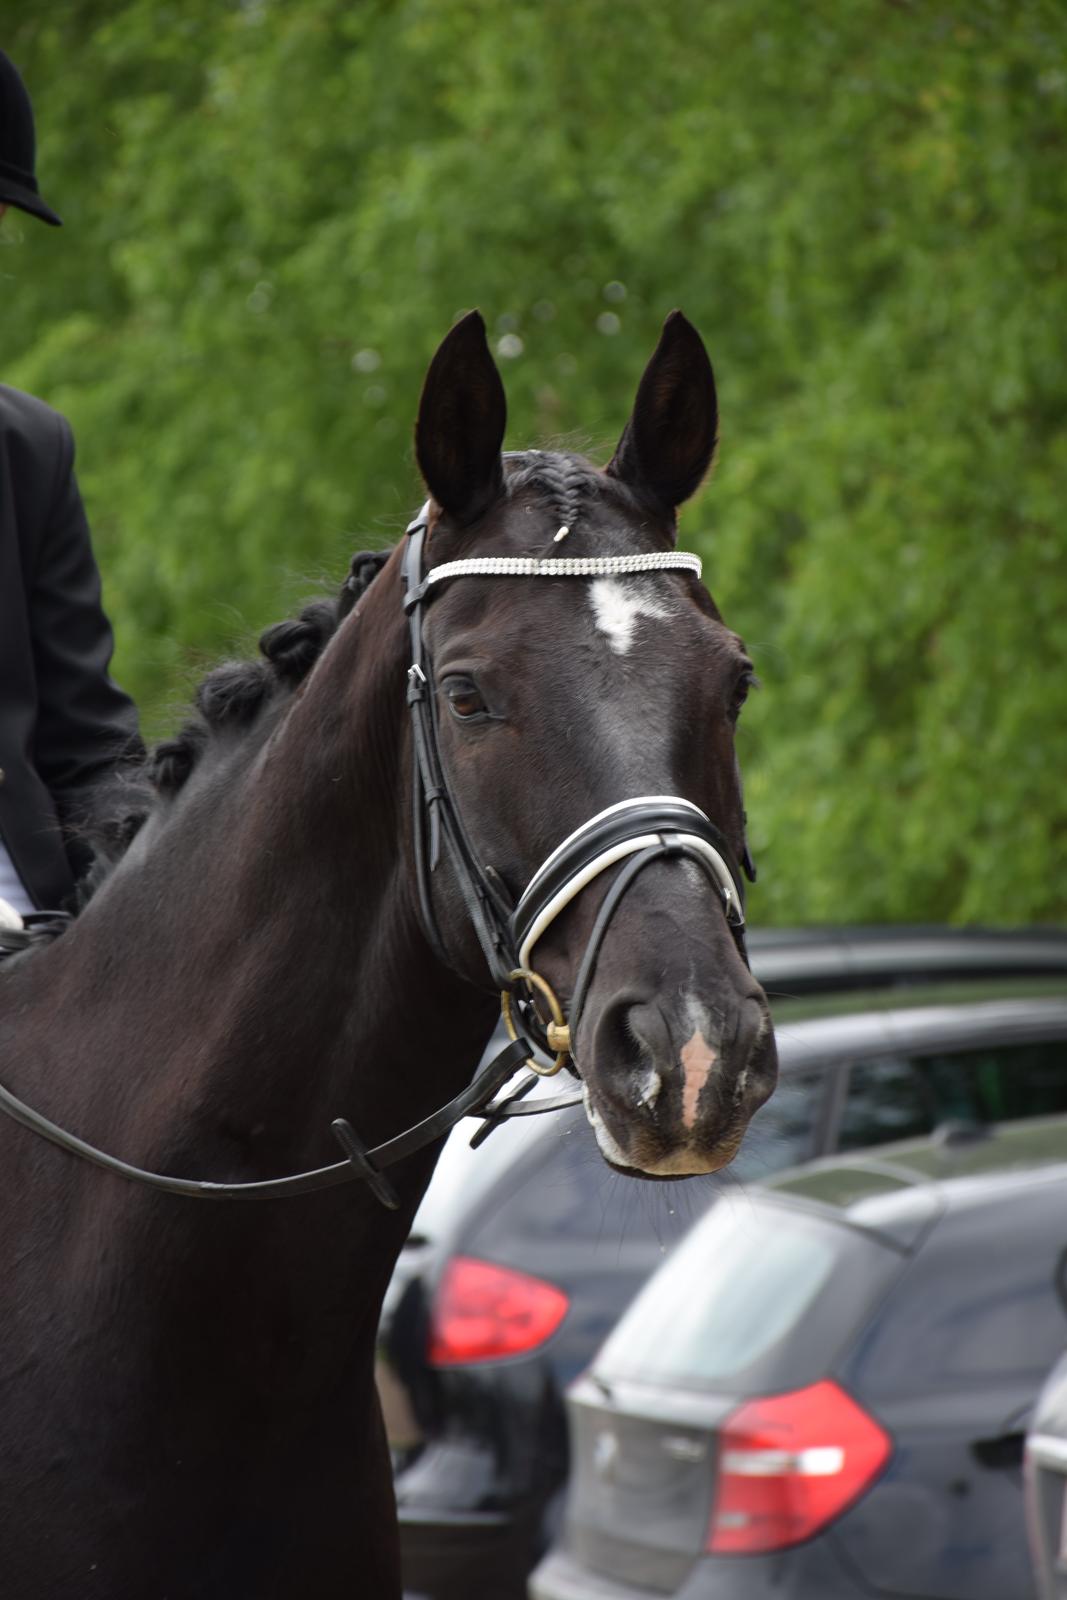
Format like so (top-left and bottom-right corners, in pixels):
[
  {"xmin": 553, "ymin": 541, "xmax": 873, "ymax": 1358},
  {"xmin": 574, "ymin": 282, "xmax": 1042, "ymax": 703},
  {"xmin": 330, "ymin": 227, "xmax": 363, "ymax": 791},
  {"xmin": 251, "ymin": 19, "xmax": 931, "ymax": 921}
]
[
  {"xmin": 0, "ymin": 508, "xmax": 751, "ymax": 1209},
  {"xmin": 401, "ymin": 505, "xmax": 748, "ymax": 1073}
]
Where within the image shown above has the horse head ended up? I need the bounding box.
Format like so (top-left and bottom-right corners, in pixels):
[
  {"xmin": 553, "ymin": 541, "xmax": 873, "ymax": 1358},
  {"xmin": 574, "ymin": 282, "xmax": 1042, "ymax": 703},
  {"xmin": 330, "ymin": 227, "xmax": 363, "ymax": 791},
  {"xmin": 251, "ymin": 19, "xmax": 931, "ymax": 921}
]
[{"xmin": 408, "ymin": 310, "xmax": 777, "ymax": 1178}]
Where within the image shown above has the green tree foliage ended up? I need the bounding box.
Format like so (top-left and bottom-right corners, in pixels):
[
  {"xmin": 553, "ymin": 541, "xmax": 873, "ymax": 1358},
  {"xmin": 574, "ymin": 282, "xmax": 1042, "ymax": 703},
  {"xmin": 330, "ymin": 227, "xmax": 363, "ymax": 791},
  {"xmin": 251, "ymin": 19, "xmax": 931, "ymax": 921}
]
[{"xmin": 2, "ymin": 0, "xmax": 1064, "ymax": 922}]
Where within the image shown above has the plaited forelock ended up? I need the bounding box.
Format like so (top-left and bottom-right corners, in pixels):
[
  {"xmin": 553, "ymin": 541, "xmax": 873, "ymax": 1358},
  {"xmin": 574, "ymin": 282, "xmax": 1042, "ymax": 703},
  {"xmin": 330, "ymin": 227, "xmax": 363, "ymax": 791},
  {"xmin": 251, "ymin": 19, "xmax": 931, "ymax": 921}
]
[{"xmin": 505, "ymin": 451, "xmax": 596, "ymax": 531}]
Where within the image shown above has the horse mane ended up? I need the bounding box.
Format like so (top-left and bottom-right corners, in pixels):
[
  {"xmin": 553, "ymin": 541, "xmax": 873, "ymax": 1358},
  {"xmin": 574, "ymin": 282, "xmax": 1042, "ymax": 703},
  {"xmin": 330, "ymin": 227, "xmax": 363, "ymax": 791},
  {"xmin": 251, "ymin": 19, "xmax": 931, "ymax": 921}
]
[
  {"xmin": 62, "ymin": 548, "xmax": 393, "ymax": 912},
  {"xmin": 151, "ymin": 548, "xmax": 392, "ymax": 798}
]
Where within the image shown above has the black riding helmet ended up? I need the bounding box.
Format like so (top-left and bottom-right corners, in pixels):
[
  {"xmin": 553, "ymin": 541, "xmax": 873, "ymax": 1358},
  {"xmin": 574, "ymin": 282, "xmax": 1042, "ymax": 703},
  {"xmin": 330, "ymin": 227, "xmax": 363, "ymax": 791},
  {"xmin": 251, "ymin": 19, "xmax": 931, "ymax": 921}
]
[{"xmin": 0, "ymin": 49, "xmax": 61, "ymax": 226}]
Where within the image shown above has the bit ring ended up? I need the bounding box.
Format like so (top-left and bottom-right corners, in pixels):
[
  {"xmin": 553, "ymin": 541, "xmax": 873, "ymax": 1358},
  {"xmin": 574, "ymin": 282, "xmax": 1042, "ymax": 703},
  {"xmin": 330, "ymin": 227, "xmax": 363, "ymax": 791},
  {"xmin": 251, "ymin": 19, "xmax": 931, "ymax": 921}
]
[{"xmin": 501, "ymin": 967, "xmax": 572, "ymax": 1076}]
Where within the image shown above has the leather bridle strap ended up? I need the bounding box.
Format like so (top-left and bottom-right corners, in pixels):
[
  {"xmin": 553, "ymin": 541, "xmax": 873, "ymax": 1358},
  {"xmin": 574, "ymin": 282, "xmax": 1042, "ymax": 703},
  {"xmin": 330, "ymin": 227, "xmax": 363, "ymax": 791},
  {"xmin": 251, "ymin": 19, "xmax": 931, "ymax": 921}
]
[
  {"xmin": 567, "ymin": 835, "xmax": 742, "ymax": 1035},
  {"xmin": 511, "ymin": 796, "xmax": 745, "ymax": 973},
  {"xmin": 0, "ymin": 1034, "xmax": 543, "ymax": 1208},
  {"xmin": 403, "ymin": 518, "xmax": 518, "ymax": 990},
  {"xmin": 400, "ymin": 511, "xmax": 751, "ymax": 1084}
]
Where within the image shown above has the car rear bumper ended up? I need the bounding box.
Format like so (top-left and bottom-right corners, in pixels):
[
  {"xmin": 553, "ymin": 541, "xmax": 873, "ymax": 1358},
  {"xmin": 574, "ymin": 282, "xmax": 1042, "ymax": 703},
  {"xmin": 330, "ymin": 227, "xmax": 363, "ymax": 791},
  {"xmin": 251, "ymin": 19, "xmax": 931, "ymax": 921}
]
[
  {"xmin": 530, "ymin": 1542, "xmax": 872, "ymax": 1599},
  {"xmin": 530, "ymin": 1547, "xmax": 667, "ymax": 1600},
  {"xmin": 399, "ymin": 1505, "xmax": 540, "ymax": 1600}
]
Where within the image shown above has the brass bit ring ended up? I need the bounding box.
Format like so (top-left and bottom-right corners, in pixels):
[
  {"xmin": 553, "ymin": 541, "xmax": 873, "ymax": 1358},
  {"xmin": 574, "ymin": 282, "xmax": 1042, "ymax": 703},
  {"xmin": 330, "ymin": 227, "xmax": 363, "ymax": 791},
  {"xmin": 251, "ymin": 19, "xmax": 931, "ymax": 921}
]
[{"xmin": 500, "ymin": 967, "xmax": 572, "ymax": 1077}]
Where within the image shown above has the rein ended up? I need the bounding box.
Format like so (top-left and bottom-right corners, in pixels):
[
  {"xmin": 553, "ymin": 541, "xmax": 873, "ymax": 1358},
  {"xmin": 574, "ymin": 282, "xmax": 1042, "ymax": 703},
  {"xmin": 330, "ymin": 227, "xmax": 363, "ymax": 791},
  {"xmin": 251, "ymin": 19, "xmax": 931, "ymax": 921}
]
[
  {"xmin": 0, "ymin": 510, "xmax": 749, "ymax": 1208},
  {"xmin": 0, "ymin": 1036, "xmax": 542, "ymax": 1211}
]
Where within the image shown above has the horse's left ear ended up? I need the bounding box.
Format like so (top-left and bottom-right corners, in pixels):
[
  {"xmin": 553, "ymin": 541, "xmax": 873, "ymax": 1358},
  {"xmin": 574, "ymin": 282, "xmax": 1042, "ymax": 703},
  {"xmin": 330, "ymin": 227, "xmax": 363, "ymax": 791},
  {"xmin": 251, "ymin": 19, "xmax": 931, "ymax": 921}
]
[
  {"xmin": 606, "ymin": 311, "xmax": 718, "ymax": 515},
  {"xmin": 416, "ymin": 310, "xmax": 507, "ymax": 526}
]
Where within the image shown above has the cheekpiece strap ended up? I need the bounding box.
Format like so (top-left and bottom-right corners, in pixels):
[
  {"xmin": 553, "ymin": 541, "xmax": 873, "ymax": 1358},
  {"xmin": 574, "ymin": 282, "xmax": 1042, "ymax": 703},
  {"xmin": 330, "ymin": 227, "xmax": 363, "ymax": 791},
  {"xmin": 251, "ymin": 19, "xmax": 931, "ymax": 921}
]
[{"xmin": 403, "ymin": 514, "xmax": 518, "ymax": 990}]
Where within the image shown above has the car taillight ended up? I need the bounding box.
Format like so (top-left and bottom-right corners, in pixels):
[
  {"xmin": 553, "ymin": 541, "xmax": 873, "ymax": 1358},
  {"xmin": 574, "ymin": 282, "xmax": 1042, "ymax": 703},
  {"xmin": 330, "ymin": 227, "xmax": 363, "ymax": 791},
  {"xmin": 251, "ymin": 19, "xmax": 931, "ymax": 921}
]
[
  {"xmin": 428, "ymin": 1255, "xmax": 570, "ymax": 1367},
  {"xmin": 706, "ymin": 1379, "xmax": 891, "ymax": 1554}
]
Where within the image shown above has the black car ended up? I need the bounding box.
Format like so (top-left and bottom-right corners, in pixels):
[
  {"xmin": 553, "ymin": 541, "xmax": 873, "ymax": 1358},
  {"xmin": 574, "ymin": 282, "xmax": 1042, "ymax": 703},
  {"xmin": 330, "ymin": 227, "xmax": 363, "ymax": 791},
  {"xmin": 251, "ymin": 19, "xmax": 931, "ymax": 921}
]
[
  {"xmin": 381, "ymin": 931, "xmax": 1067, "ymax": 1600},
  {"xmin": 533, "ymin": 1115, "xmax": 1067, "ymax": 1600},
  {"xmin": 1025, "ymin": 1350, "xmax": 1067, "ymax": 1599}
]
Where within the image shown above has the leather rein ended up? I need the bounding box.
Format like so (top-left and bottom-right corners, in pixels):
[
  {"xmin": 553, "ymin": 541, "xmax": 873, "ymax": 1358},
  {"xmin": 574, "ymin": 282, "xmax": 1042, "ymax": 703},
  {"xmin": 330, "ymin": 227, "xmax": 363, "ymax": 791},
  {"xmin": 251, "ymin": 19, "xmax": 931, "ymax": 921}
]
[{"xmin": 0, "ymin": 511, "xmax": 749, "ymax": 1208}]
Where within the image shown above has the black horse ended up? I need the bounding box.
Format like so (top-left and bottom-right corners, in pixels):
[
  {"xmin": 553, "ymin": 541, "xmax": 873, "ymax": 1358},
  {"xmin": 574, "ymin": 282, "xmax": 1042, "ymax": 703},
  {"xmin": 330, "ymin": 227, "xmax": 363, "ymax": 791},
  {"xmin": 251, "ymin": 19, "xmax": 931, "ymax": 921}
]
[{"xmin": 0, "ymin": 311, "xmax": 776, "ymax": 1598}]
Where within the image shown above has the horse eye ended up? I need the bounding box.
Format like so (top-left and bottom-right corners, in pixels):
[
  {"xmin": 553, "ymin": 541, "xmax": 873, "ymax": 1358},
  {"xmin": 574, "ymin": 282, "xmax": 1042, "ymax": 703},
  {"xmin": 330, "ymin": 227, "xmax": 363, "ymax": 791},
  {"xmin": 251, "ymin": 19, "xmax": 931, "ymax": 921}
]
[
  {"xmin": 443, "ymin": 677, "xmax": 489, "ymax": 721},
  {"xmin": 730, "ymin": 670, "xmax": 757, "ymax": 723}
]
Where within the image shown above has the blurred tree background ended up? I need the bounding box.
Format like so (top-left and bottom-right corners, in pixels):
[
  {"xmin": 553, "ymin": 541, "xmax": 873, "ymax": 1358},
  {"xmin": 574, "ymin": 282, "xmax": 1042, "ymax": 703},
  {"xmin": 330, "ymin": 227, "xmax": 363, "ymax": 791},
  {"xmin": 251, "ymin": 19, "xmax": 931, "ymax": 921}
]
[{"xmin": 1, "ymin": 0, "xmax": 1064, "ymax": 923}]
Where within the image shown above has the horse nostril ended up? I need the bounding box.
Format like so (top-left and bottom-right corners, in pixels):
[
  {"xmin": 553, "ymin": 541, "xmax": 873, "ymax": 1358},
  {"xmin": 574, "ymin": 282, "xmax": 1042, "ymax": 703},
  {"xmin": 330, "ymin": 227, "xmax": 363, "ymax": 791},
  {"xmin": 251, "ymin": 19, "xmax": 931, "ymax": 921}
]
[
  {"xmin": 588, "ymin": 998, "xmax": 668, "ymax": 1116},
  {"xmin": 624, "ymin": 1002, "xmax": 675, "ymax": 1113},
  {"xmin": 731, "ymin": 996, "xmax": 766, "ymax": 1063},
  {"xmin": 626, "ymin": 1001, "xmax": 671, "ymax": 1063}
]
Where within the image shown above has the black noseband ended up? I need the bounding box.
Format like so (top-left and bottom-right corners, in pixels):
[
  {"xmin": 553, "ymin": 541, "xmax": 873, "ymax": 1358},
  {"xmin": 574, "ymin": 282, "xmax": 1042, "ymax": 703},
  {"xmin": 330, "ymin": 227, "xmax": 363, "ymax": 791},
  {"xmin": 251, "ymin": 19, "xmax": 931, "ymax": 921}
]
[
  {"xmin": 511, "ymin": 796, "xmax": 745, "ymax": 966},
  {"xmin": 511, "ymin": 798, "xmax": 747, "ymax": 1054}
]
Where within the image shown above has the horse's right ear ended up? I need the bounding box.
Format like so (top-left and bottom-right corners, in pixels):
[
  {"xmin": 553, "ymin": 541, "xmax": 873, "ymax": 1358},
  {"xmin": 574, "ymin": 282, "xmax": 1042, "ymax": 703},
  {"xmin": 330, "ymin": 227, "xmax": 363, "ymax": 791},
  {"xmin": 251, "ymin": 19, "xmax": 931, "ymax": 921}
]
[
  {"xmin": 415, "ymin": 311, "xmax": 507, "ymax": 525},
  {"xmin": 606, "ymin": 311, "xmax": 717, "ymax": 513}
]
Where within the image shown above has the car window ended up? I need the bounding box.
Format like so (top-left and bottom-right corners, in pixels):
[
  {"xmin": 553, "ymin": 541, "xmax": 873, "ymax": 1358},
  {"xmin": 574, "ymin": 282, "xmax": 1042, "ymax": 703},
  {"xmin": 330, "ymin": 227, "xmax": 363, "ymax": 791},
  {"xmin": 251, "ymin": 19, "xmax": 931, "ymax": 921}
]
[
  {"xmin": 730, "ymin": 1070, "xmax": 825, "ymax": 1180},
  {"xmin": 918, "ymin": 1039, "xmax": 1067, "ymax": 1124},
  {"xmin": 837, "ymin": 1055, "xmax": 934, "ymax": 1152},
  {"xmin": 595, "ymin": 1196, "xmax": 900, "ymax": 1396},
  {"xmin": 836, "ymin": 1039, "xmax": 1067, "ymax": 1156}
]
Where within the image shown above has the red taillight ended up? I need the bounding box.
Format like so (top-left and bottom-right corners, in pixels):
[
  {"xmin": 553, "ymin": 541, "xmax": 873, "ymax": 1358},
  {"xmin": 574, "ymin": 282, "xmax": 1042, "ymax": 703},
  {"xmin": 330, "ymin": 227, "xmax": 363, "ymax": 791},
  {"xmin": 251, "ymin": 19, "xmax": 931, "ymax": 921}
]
[
  {"xmin": 706, "ymin": 1379, "xmax": 891, "ymax": 1555},
  {"xmin": 428, "ymin": 1255, "xmax": 569, "ymax": 1367}
]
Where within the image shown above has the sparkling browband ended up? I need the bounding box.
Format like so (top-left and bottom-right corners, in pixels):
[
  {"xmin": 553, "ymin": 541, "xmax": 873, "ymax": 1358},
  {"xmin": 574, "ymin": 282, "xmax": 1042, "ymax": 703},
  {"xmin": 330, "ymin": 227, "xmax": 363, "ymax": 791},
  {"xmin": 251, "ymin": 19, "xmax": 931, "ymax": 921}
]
[{"xmin": 415, "ymin": 550, "xmax": 702, "ymax": 596}]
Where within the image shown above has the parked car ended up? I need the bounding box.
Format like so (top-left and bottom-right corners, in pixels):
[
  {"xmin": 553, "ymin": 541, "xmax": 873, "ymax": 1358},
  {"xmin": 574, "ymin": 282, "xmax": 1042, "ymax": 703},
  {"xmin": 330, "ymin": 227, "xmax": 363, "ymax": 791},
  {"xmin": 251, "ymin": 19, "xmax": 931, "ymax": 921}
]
[
  {"xmin": 381, "ymin": 929, "xmax": 1067, "ymax": 1600},
  {"xmin": 1025, "ymin": 1349, "xmax": 1067, "ymax": 1600},
  {"xmin": 532, "ymin": 1114, "xmax": 1067, "ymax": 1600}
]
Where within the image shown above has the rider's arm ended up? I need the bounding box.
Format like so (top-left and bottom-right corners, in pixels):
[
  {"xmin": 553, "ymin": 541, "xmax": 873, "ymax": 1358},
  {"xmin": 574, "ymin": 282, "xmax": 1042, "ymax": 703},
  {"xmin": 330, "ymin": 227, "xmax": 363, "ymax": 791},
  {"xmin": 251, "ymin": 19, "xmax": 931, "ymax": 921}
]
[{"xmin": 28, "ymin": 409, "xmax": 143, "ymax": 867}]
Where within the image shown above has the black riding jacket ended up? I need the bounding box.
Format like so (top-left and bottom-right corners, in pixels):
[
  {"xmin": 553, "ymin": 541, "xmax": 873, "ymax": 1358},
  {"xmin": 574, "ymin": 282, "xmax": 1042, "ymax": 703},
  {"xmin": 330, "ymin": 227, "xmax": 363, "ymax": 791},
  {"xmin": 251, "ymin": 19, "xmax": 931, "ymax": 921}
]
[{"xmin": 0, "ymin": 384, "xmax": 142, "ymax": 909}]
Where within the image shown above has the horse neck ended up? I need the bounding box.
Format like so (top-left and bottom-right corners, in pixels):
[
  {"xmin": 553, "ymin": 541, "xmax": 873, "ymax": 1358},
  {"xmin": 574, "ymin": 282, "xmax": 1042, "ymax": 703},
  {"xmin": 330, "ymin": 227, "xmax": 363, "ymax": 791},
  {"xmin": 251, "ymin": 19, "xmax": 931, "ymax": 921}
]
[{"xmin": 6, "ymin": 563, "xmax": 498, "ymax": 1200}]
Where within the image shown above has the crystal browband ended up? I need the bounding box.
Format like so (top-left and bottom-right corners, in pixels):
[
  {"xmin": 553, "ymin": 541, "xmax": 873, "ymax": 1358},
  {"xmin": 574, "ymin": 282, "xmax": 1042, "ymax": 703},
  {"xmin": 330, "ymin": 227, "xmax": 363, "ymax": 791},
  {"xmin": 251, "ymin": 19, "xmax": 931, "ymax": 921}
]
[{"xmin": 403, "ymin": 550, "xmax": 702, "ymax": 609}]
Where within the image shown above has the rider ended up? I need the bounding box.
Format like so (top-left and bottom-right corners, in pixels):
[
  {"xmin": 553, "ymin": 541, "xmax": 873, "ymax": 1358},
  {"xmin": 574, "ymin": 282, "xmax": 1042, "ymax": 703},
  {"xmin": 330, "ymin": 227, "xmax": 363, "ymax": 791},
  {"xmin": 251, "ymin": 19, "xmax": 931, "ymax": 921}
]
[{"xmin": 0, "ymin": 48, "xmax": 142, "ymax": 918}]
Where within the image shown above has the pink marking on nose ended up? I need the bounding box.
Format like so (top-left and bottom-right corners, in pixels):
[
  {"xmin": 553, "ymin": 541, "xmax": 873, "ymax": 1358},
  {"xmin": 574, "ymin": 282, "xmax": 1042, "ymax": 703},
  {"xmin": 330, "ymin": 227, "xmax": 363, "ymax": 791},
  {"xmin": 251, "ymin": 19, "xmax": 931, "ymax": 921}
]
[{"xmin": 680, "ymin": 1030, "xmax": 718, "ymax": 1129}]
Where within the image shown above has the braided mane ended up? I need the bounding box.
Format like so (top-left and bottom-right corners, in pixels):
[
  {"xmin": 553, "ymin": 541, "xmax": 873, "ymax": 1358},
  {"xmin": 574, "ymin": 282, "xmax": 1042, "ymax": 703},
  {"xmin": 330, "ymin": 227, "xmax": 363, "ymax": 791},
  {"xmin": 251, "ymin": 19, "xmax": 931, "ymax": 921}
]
[
  {"xmin": 70, "ymin": 548, "xmax": 392, "ymax": 906},
  {"xmin": 150, "ymin": 549, "xmax": 390, "ymax": 800}
]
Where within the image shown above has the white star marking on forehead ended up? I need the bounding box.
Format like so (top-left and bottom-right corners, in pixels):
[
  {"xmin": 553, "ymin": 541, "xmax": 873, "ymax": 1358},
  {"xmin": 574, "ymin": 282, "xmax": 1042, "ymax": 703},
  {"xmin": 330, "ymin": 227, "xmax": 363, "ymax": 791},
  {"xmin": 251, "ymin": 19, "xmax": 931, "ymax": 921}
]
[{"xmin": 589, "ymin": 577, "xmax": 670, "ymax": 655}]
